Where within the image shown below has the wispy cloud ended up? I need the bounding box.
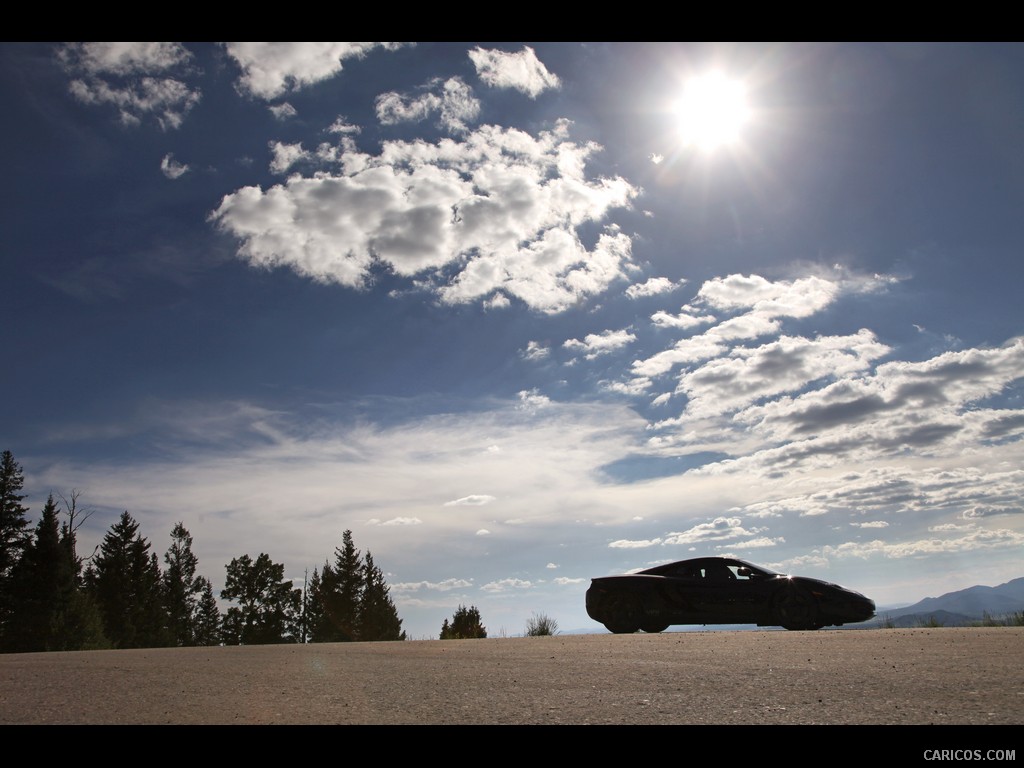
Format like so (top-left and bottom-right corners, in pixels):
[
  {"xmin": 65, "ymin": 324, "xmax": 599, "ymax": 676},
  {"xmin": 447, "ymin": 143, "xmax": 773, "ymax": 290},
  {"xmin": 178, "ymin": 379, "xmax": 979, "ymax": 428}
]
[
  {"xmin": 60, "ymin": 42, "xmax": 200, "ymax": 129},
  {"xmin": 160, "ymin": 153, "xmax": 189, "ymax": 179}
]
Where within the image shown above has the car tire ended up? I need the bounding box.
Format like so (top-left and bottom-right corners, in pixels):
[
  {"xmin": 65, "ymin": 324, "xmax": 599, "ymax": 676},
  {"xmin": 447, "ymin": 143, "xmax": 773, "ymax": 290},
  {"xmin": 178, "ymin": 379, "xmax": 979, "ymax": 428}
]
[
  {"xmin": 773, "ymin": 587, "xmax": 821, "ymax": 631},
  {"xmin": 602, "ymin": 592, "xmax": 642, "ymax": 634},
  {"xmin": 641, "ymin": 623, "xmax": 670, "ymax": 633}
]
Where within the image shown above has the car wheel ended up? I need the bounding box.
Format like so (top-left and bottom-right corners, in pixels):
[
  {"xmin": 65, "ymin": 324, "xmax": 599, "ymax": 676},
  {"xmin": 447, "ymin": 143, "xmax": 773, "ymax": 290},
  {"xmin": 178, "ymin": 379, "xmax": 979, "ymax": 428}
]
[
  {"xmin": 773, "ymin": 587, "xmax": 821, "ymax": 631},
  {"xmin": 641, "ymin": 623, "xmax": 669, "ymax": 634},
  {"xmin": 602, "ymin": 592, "xmax": 642, "ymax": 634}
]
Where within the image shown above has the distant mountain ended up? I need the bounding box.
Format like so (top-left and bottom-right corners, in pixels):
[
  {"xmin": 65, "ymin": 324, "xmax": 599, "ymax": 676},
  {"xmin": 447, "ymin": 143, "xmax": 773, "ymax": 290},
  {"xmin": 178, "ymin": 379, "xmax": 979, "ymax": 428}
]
[{"xmin": 868, "ymin": 577, "xmax": 1024, "ymax": 627}]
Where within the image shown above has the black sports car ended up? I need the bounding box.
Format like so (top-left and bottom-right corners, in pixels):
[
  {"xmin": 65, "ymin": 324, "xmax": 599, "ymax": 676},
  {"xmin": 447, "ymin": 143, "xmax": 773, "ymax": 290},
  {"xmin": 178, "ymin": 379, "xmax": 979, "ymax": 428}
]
[{"xmin": 585, "ymin": 557, "xmax": 875, "ymax": 632}]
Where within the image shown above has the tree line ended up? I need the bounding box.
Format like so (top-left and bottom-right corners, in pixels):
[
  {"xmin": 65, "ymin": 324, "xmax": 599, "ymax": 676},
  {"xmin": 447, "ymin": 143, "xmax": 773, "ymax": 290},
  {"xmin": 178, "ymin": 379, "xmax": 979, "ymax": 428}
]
[{"xmin": 0, "ymin": 450, "xmax": 405, "ymax": 653}]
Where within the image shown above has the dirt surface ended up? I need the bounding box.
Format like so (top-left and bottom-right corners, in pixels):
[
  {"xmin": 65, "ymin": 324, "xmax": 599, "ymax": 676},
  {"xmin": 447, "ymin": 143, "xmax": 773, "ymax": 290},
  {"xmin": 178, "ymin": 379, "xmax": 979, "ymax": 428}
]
[{"xmin": 1, "ymin": 628, "xmax": 1021, "ymax": 725}]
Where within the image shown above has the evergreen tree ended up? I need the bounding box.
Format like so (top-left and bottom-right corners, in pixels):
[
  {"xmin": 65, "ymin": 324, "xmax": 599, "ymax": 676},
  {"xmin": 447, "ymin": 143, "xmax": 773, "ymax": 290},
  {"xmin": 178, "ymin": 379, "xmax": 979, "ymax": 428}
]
[
  {"xmin": 163, "ymin": 522, "xmax": 201, "ymax": 646},
  {"xmin": 358, "ymin": 551, "xmax": 405, "ymax": 641},
  {"xmin": 299, "ymin": 567, "xmax": 324, "ymax": 644},
  {"xmin": 220, "ymin": 553, "xmax": 300, "ymax": 645},
  {"xmin": 86, "ymin": 511, "xmax": 169, "ymax": 648},
  {"xmin": 439, "ymin": 605, "xmax": 487, "ymax": 639},
  {"xmin": 4, "ymin": 496, "xmax": 71, "ymax": 651},
  {"xmin": 315, "ymin": 530, "xmax": 362, "ymax": 642},
  {"xmin": 192, "ymin": 576, "xmax": 222, "ymax": 646},
  {"xmin": 0, "ymin": 450, "xmax": 31, "ymax": 644}
]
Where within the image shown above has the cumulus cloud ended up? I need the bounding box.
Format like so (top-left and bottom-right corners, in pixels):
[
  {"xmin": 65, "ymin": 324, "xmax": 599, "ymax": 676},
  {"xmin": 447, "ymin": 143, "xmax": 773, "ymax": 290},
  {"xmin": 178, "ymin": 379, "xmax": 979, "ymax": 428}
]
[
  {"xmin": 211, "ymin": 122, "xmax": 638, "ymax": 313},
  {"xmin": 468, "ymin": 46, "xmax": 560, "ymax": 98},
  {"xmin": 661, "ymin": 517, "xmax": 762, "ymax": 545},
  {"xmin": 379, "ymin": 516, "xmax": 422, "ymax": 526},
  {"xmin": 554, "ymin": 576, "xmax": 586, "ymax": 585},
  {"xmin": 564, "ymin": 328, "xmax": 636, "ymax": 360},
  {"xmin": 444, "ymin": 495, "xmax": 496, "ymax": 507},
  {"xmin": 160, "ymin": 153, "xmax": 189, "ymax": 179},
  {"xmin": 60, "ymin": 42, "xmax": 200, "ymax": 129},
  {"xmin": 853, "ymin": 521, "xmax": 889, "ymax": 528},
  {"xmin": 224, "ymin": 42, "xmax": 406, "ymax": 99},
  {"xmin": 376, "ymin": 77, "xmax": 480, "ymax": 134},
  {"xmin": 268, "ymin": 141, "xmax": 310, "ymax": 174},
  {"xmin": 626, "ymin": 277, "xmax": 684, "ymax": 299}
]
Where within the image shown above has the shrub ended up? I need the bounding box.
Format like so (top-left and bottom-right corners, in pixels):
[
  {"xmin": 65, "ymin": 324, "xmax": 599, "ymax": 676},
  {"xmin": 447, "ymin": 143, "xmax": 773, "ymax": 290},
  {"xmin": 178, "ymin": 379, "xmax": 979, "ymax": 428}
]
[{"xmin": 525, "ymin": 612, "xmax": 558, "ymax": 636}]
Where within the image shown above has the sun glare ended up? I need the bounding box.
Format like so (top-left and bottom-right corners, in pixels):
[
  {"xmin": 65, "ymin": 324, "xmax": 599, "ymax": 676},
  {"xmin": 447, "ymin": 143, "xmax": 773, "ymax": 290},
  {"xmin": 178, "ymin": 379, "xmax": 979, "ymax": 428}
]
[{"xmin": 676, "ymin": 72, "xmax": 749, "ymax": 152}]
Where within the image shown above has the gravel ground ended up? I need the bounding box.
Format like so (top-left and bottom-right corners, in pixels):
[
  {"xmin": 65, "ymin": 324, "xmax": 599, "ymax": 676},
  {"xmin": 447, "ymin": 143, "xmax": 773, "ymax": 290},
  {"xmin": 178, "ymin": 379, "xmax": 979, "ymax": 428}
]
[{"xmin": 1, "ymin": 627, "xmax": 1021, "ymax": 726}]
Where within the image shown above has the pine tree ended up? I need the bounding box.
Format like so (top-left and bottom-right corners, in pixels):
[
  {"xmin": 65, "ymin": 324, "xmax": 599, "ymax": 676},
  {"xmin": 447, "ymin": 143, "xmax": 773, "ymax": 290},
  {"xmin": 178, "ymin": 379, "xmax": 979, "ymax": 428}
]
[
  {"xmin": 315, "ymin": 530, "xmax": 362, "ymax": 642},
  {"xmin": 220, "ymin": 553, "xmax": 300, "ymax": 645},
  {"xmin": 163, "ymin": 522, "xmax": 201, "ymax": 646},
  {"xmin": 0, "ymin": 451, "xmax": 31, "ymax": 644},
  {"xmin": 192, "ymin": 576, "xmax": 222, "ymax": 646},
  {"xmin": 358, "ymin": 551, "xmax": 405, "ymax": 641},
  {"xmin": 86, "ymin": 511, "xmax": 169, "ymax": 649},
  {"xmin": 299, "ymin": 567, "xmax": 324, "ymax": 644},
  {"xmin": 439, "ymin": 605, "xmax": 487, "ymax": 639},
  {"xmin": 4, "ymin": 496, "xmax": 69, "ymax": 651}
]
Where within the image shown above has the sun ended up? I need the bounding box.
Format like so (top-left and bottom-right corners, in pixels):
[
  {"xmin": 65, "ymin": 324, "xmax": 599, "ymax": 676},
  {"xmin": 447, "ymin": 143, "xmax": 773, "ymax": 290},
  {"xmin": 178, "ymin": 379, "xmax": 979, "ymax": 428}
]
[{"xmin": 675, "ymin": 71, "xmax": 750, "ymax": 152}]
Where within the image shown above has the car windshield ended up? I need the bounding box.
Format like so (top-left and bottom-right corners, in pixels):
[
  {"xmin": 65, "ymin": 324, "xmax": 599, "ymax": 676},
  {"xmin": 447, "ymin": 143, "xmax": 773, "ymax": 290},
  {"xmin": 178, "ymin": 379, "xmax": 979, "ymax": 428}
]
[{"xmin": 641, "ymin": 560, "xmax": 780, "ymax": 580}]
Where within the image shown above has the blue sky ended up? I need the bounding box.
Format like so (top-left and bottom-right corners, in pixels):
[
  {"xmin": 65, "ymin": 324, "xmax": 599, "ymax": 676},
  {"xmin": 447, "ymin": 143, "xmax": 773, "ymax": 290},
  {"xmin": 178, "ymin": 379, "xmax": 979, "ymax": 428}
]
[{"xmin": 2, "ymin": 42, "xmax": 1023, "ymax": 639}]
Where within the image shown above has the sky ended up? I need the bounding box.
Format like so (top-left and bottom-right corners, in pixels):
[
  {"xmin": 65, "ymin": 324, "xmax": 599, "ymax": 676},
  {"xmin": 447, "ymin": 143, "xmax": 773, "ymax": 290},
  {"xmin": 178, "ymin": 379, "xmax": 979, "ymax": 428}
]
[{"xmin": 2, "ymin": 42, "xmax": 1023, "ymax": 639}]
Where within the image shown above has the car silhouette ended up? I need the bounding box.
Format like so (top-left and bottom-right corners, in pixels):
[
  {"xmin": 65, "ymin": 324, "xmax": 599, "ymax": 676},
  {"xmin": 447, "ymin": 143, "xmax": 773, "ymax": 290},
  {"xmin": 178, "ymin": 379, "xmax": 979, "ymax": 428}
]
[{"xmin": 585, "ymin": 557, "xmax": 875, "ymax": 632}]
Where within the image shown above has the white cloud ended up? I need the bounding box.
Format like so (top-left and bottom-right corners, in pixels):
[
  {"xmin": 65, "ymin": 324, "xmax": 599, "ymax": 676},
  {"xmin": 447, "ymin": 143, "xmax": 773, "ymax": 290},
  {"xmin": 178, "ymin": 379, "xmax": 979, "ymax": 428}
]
[
  {"xmin": 481, "ymin": 578, "xmax": 532, "ymax": 591},
  {"xmin": 268, "ymin": 141, "xmax": 310, "ymax": 175},
  {"xmin": 224, "ymin": 42, "xmax": 406, "ymax": 99},
  {"xmin": 650, "ymin": 309, "xmax": 716, "ymax": 329},
  {"xmin": 626, "ymin": 277, "xmax": 684, "ymax": 299},
  {"xmin": 727, "ymin": 536, "xmax": 784, "ymax": 549},
  {"xmin": 160, "ymin": 153, "xmax": 189, "ymax": 179},
  {"xmin": 661, "ymin": 517, "xmax": 762, "ymax": 545},
  {"xmin": 60, "ymin": 42, "xmax": 191, "ymax": 76},
  {"xmin": 392, "ymin": 578, "xmax": 473, "ymax": 593},
  {"xmin": 516, "ymin": 389, "xmax": 550, "ymax": 411},
  {"xmin": 380, "ymin": 516, "xmax": 422, "ymax": 526},
  {"xmin": 61, "ymin": 43, "xmax": 200, "ymax": 130},
  {"xmin": 444, "ymin": 495, "xmax": 496, "ymax": 507},
  {"xmin": 469, "ymin": 46, "xmax": 560, "ymax": 98},
  {"xmin": 608, "ymin": 538, "xmax": 662, "ymax": 548},
  {"xmin": 476, "ymin": 529, "xmax": 491, "ymax": 536},
  {"xmin": 327, "ymin": 117, "xmax": 361, "ymax": 135},
  {"xmin": 269, "ymin": 102, "xmax": 297, "ymax": 120},
  {"xmin": 853, "ymin": 521, "xmax": 889, "ymax": 529},
  {"xmin": 212, "ymin": 122, "xmax": 638, "ymax": 313},
  {"xmin": 376, "ymin": 77, "xmax": 480, "ymax": 134},
  {"xmin": 546, "ymin": 562, "xmax": 558, "ymax": 569},
  {"xmin": 521, "ymin": 341, "xmax": 550, "ymax": 361},
  {"xmin": 675, "ymin": 329, "xmax": 891, "ymax": 419},
  {"xmin": 554, "ymin": 577, "xmax": 586, "ymax": 585},
  {"xmin": 564, "ymin": 328, "xmax": 636, "ymax": 360}
]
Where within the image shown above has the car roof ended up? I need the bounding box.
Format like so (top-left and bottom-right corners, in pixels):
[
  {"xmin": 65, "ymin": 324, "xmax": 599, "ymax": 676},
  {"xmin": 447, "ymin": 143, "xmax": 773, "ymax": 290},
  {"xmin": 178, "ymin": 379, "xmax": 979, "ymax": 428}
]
[{"xmin": 637, "ymin": 557, "xmax": 778, "ymax": 576}]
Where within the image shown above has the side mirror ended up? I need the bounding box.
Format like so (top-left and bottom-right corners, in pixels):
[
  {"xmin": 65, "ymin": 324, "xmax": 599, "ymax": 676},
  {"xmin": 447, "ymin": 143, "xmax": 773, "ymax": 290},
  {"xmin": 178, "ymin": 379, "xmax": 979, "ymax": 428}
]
[{"xmin": 737, "ymin": 567, "xmax": 752, "ymax": 577}]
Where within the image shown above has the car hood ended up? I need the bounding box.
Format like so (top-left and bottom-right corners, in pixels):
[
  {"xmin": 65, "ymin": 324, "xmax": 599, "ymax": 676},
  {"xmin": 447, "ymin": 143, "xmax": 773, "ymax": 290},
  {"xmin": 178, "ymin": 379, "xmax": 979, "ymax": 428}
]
[{"xmin": 790, "ymin": 576, "xmax": 872, "ymax": 602}]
